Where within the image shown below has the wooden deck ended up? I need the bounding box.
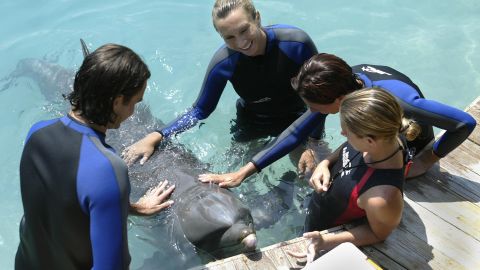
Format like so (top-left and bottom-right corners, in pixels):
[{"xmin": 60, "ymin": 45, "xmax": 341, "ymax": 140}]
[{"xmin": 197, "ymin": 96, "xmax": 480, "ymax": 270}]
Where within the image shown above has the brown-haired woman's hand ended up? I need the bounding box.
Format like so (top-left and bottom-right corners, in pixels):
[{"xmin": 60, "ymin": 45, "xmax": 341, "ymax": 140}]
[{"xmin": 198, "ymin": 162, "xmax": 257, "ymax": 188}]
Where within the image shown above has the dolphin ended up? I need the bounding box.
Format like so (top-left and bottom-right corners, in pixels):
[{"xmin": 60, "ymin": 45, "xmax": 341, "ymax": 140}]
[
  {"xmin": 2, "ymin": 56, "xmax": 257, "ymax": 263},
  {"xmin": 108, "ymin": 105, "xmax": 257, "ymax": 259}
]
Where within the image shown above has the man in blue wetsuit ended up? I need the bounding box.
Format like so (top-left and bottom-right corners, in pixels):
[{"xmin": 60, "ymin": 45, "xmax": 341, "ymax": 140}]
[
  {"xmin": 15, "ymin": 44, "xmax": 175, "ymax": 269},
  {"xmin": 122, "ymin": 0, "xmax": 324, "ymax": 172},
  {"xmin": 201, "ymin": 53, "xmax": 476, "ymax": 188}
]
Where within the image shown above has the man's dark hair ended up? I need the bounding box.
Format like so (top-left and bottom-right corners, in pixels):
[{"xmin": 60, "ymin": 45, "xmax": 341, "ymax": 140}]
[
  {"xmin": 67, "ymin": 43, "xmax": 151, "ymax": 126},
  {"xmin": 291, "ymin": 53, "xmax": 362, "ymax": 104}
]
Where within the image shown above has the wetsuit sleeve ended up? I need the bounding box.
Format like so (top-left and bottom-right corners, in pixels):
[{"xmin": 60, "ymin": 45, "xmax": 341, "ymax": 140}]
[
  {"xmin": 159, "ymin": 47, "xmax": 238, "ymax": 137},
  {"xmin": 76, "ymin": 137, "xmax": 130, "ymax": 269},
  {"xmin": 251, "ymin": 111, "xmax": 327, "ymax": 170},
  {"xmin": 397, "ymin": 95, "xmax": 476, "ymax": 157},
  {"xmin": 250, "ymin": 27, "xmax": 322, "ymax": 170},
  {"xmin": 383, "ymin": 80, "xmax": 476, "ymax": 157}
]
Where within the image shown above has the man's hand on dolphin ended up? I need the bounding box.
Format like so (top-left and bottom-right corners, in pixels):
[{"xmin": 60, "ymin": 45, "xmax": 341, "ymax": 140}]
[
  {"xmin": 198, "ymin": 162, "xmax": 257, "ymax": 188},
  {"xmin": 122, "ymin": 131, "xmax": 163, "ymax": 165},
  {"xmin": 130, "ymin": 180, "xmax": 175, "ymax": 215}
]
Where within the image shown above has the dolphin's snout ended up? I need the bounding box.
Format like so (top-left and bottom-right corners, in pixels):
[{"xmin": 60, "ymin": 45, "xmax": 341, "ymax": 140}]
[{"xmin": 241, "ymin": 233, "xmax": 257, "ymax": 251}]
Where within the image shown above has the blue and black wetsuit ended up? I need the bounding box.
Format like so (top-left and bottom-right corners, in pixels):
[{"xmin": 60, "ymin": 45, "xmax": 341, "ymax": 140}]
[
  {"xmin": 251, "ymin": 64, "xmax": 476, "ymax": 170},
  {"xmin": 158, "ymin": 24, "xmax": 319, "ymax": 141},
  {"xmin": 15, "ymin": 115, "xmax": 131, "ymax": 270},
  {"xmin": 305, "ymin": 143, "xmax": 405, "ymax": 231}
]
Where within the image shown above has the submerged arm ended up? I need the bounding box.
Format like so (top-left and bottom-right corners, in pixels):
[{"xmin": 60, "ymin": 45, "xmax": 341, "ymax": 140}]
[{"xmin": 199, "ymin": 111, "xmax": 326, "ymax": 187}]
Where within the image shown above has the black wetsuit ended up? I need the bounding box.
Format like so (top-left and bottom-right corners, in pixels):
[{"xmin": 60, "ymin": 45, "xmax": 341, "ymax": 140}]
[
  {"xmin": 15, "ymin": 115, "xmax": 131, "ymax": 270},
  {"xmin": 157, "ymin": 24, "xmax": 320, "ymax": 141},
  {"xmin": 305, "ymin": 143, "xmax": 405, "ymax": 231},
  {"xmin": 251, "ymin": 64, "xmax": 477, "ymax": 170}
]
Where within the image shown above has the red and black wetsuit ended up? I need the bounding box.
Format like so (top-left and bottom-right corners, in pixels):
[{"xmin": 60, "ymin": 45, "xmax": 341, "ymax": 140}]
[{"xmin": 305, "ymin": 143, "xmax": 405, "ymax": 232}]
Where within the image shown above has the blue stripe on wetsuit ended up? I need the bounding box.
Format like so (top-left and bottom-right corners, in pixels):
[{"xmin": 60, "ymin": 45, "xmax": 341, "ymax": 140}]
[
  {"xmin": 252, "ymin": 110, "xmax": 326, "ymax": 170},
  {"xmin": 76, "ymin": 135, "xmax": 126, "ymax": 269}
]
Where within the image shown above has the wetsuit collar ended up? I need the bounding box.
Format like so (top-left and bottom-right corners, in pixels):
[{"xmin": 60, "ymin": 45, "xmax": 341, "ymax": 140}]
[{"xmin": 61, "ymin": 115, "xmax": 106, "ymax": 141}]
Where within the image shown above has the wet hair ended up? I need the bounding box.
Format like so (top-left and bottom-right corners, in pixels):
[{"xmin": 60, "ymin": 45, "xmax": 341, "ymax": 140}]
[
  {"xmin": 340, "ymin": 87, "xmax": 421, "ymax": 141},
  {"xmin": 212, "ymin": 0, "xmax": 257, "ymax": 29},
  {"xmin": 67, "ymin": 43, "xmax": 151, "ymax": 126},
  {"xmin": 291, "ymin": 53, "xmax": 363, "ymax": 104}
]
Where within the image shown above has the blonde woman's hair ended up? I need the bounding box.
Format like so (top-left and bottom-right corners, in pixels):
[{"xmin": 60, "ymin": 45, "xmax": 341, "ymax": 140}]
[
  {"xmin": 212, "ymin": 0, "xmax": 257, "ymax": 27},
  {"xmin": 340, "ymin": 87, "xmax": 421, "ymax": 141}
]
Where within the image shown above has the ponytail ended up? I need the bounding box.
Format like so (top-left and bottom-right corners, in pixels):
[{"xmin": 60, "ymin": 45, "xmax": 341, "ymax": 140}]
[{"xmin": 400, "ymin": 119, "xmax": 421, "ymax": 141}]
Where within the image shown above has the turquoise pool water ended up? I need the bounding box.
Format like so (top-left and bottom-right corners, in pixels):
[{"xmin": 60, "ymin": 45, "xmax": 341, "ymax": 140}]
[{"xmin": 1, "ymin": 0, "xmax": 479, "ymax": 269}]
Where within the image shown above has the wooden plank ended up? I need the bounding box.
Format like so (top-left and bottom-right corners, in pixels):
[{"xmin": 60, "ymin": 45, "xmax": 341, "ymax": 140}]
[
  {"xmin": 204, "ymin": 260, "xmax": 240, "ymax": 270},
  {"xmin": 465, "ymin": 97, "xmax": 480, "ymax": 120},
  {"xmin": 465, "ymin": 98, "xmax": 480, "ymax": 145},
  {"xmin": 374, "ymin": 225, "xmax": 464, "ymax": 270},
  {"xmin": 279, "ymin": 239, "xmax": 309, "ymax": 269},
  {"xmin": 360, "ymin": 246, "xmax": 408, "ymax": 270},
  {"xmin": 232, "ymin": 257, "xmax": 250, "ymax": 270},
  {"xmin": 202, "ymin": 254, "xmax": 249, "ymax": 270},
  {"xmin": 396, "ymin": 197, "xmax": 480, "ymax": 269},
  {"xmin": 444, "ymin": 139, "xmax": 480, "ymax": 177},
  {"xmin": 242, "ymin": 251, "xmax": 277, "ymax": 270},
  {"xmin": 404, "ymin": 175, "xmax": 480, "ymax": 240},
  {"xmin": 262, "ymin": 248, "xmax": 294, "ymax": 269},
  {"xmin": 423, "ymin": 163, "xmax": 480, "ymax": 205},
  {"xmin": 368, "ymin": 197, "xmax": 476, "ymax": 269},
  {"xmin": 468, "ymin": 123, "xmax": 480, "ymax": 146}
]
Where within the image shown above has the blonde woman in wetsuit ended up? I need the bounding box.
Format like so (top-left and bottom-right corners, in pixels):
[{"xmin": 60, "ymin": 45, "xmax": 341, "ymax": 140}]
[{"xmin": 289, "ymin": 88, "xmax": 421, "ymax": 263}]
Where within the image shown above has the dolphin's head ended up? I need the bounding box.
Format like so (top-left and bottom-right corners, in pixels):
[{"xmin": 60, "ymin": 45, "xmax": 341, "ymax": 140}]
[
  {"xmin": 175, "ymin": 183, "xmax": 257, "ymax": 258},
  {"xmin": 216, "ymin": 217, "xmax": 257, "ymax": 255}
]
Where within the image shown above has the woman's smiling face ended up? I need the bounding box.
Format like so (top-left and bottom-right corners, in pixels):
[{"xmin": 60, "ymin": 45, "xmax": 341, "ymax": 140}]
[{"xmin": 214, "ymin": 8, "xmax": 266, "ymax": 57}]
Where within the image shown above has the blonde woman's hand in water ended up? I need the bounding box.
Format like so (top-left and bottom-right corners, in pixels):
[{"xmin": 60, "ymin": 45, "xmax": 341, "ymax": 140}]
[{"xmin": 309, "ymin": 160, "xmax": 331, "ymax": 193}]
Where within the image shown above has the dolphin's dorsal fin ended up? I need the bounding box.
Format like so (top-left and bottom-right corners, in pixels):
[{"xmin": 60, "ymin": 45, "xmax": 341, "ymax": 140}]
[{"xmin": 80, "ymin": 39, "xmax": 90, "ymax": 58}]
